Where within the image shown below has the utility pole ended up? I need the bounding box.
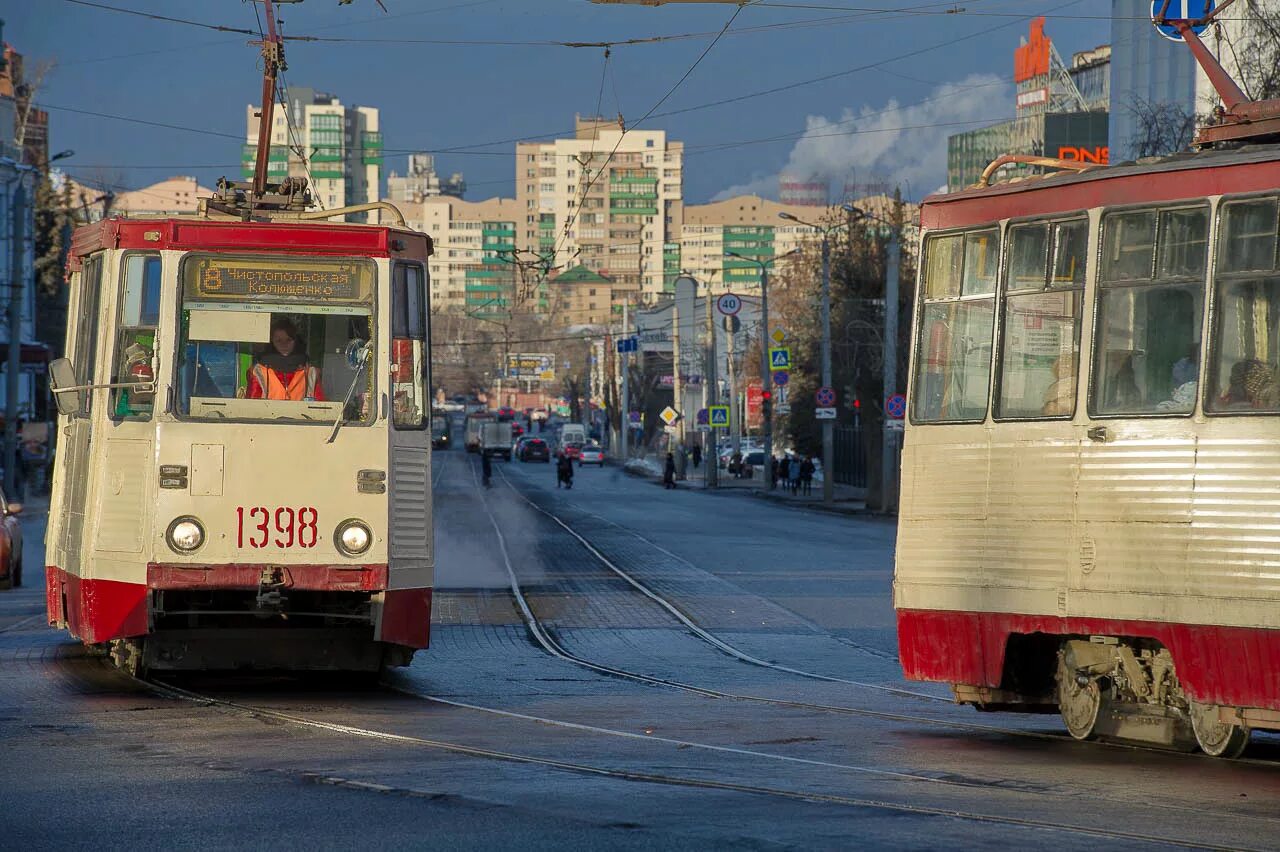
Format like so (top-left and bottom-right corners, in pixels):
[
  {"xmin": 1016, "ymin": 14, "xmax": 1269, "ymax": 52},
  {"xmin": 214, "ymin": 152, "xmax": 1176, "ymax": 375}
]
[
  {"xmin": 620, "ymin": 301, "xmax": 629, "ymax": 460},
  {"xmin": 704, "ymin": 283, "xmax": 717, "ymax": 488},
  {"xmin": 4, "ymin": 176, "xmax": 26, "ymax": 497},
  {"xmin": 671, "ymin": 297, "xmax": 681, "ymax": 446},
  {"xmin": 819, "ymin": 233, "xmax": 833, "ymax": 504},
  {"xmin": 881, "ymin": 231, "xmax": 901, "ymax": 514},
  {"xmin": 758, "ymin": 262, "xmax": 772, "ymax": 490}
]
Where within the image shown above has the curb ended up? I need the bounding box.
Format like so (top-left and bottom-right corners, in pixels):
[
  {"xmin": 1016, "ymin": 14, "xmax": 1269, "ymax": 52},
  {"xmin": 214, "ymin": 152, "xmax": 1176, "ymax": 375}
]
[{"xmin": 618, "ymin": 462, "xmax": 874, "ymax": 517}]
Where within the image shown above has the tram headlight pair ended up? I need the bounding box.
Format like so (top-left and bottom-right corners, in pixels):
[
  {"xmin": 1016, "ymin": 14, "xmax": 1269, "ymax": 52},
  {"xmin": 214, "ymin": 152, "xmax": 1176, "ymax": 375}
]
[
  {"xmin": 335, "ymin": 519, "xmax": 373, "ymax": 557},
  {"xmin": 166, "ymin": 516, "xmax": 205, "ymax": 553}
]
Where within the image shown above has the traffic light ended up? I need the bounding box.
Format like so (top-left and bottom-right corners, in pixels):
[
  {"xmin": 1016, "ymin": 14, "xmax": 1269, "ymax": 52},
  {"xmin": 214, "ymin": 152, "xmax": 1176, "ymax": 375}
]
[{"xmin": 761, "ymin": 389, "xmax": 773, "ymax": 420}]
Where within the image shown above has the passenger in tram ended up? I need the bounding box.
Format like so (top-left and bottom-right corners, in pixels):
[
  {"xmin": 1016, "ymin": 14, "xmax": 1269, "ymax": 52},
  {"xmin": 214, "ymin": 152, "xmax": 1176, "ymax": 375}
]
[
  {"xmin": 246, "ymin": 317, "xmax": 326, "ymax": 402},
  {"xmin": 1040, "ymin": 353, "xmax": 1076, "ymax": 416},
  {"xmin": 1219, "ymin": 359, "xmax": 1279, "ymax": 408}
]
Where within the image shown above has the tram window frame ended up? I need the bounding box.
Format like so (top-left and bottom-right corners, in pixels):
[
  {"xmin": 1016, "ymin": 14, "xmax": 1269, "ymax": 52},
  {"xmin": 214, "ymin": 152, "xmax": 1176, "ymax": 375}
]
[
  {"xmin": 910, "ymin": 227, "xmax": 1000, "ymax": 425},
  {"xmin": 994, "ymin": 217, "xmax": 1088, "ymax": 421},
  {"xmin": 1089, "ymin": 203, "xmax": 1210, "ymax": 419},
  {"xmin": 72, "ymin": 254, "xmax": 105, "ymax": 417},
  {"xmin": 1205, "ymin": 194, "xmax": 1280, "ymax": 416},
  {"xmin": 109, "ymin": 252, "xmax": 162, "ymax": 422},
  {"xmin": 391, "ymin": 262, "xmax": 430, "ymax": 431}
]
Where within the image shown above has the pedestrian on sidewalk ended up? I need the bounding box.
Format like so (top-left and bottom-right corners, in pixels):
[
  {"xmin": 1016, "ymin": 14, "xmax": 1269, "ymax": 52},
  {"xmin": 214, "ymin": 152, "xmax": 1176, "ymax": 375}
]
[
  {"xmin": 730, "ymin": 450, "xmax": 743, "ymax": 478},
  {"xmin": 663, "ymin": 452, "xmax": 677, "ymax": 489},
  {"xmin": 788, "ymin": 454, "xmax": 801, "ymax": 494},
  {"xmin": 691, "ymin": 443, "xmax": 702, "ymax": 469},
  {"xmin": 675, "ymin": 444, "xmax": 688, "ymax": 480},
  {"xmin": 800, "ymin": 456, "xmax": 815, "ymax": 495},
  {"xmin": 776, "ymin": 455, "xmax": 789, "ymax": 490}
]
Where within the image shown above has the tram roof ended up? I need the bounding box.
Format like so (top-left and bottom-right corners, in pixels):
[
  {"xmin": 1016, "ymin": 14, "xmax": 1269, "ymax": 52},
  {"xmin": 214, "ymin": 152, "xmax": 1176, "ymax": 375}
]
[
  {"xmin": 923, "ymin": 143, "xmax": 1280, "ymax": 231},
  {"xmin": 68, "ymin": 215, "xmax": 433, "ymax": 271}
]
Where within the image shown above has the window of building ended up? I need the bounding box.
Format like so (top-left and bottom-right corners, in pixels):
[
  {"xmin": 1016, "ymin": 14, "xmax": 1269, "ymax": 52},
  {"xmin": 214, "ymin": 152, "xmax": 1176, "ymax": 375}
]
[
  {"xmin": 912, "ymin": 229, "xmax": 999, "ymax": 423},
  {"xmin": 645, "ymin": 139, "xmax": 655, "ymax": 148},
  {"xmin": 1092, "ymin": 205, "xmax": 1209, "ymax": 416},
  {"xmin": 996, "ymin": 219, "xmax": 1087, "ymax": 419},
  {"xmin": 1207, "ymin": 196, "xmax": 1280, "ymax": 413}
]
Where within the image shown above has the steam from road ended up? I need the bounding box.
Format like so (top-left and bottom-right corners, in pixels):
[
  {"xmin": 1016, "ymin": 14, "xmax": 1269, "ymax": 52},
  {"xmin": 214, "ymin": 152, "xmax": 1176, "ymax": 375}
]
[{"xmin": 712, "ymin": 73, "xmax": 1011, "ymax": 201}]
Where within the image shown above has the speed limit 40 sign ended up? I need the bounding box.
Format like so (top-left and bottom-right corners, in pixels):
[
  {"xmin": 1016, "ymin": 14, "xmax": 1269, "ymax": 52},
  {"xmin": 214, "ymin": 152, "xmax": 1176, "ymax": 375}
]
[{"xmin": 716, "ymin": 293, "xmax": 742, "ymax": 317}]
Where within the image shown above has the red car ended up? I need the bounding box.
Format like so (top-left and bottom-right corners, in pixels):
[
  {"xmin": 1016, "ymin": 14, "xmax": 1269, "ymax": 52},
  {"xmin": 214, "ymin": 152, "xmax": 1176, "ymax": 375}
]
[{"xmin": 0, "ymin": 487, "xmax": 24, "ymax": 589}]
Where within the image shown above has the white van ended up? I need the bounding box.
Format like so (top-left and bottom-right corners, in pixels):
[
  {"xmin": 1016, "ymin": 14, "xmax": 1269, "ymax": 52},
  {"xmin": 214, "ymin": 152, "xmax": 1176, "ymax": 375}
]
[{"xmin": 559, "ymin": 424, "xmax": 586, "ymax": 448}]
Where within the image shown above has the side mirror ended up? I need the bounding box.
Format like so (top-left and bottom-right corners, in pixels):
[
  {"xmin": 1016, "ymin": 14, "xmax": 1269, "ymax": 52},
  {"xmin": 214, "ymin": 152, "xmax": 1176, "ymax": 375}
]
[
  {"xmin": 49, "ymin": 358, "xmax": 80, "ymax": 416},
  {"xmin": 5, "ymin": 503, "xmax": 21, "ymax": 516}
]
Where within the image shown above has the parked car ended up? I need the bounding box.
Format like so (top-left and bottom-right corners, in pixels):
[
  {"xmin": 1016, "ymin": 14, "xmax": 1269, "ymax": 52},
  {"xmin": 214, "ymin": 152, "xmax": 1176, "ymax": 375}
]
[
  {"xmin": 519, "ymin": 438, "xmax": 551, "ymax": 463},
  {"xmin": 0, "ymin": 487, "xmax": 24, "ymax": 590},
  {"xmin": 562, "ymin": 441, "xmax": 583, "ymax": 461},
  {"xmin": 578, "ymin": 444, "xmax": 605, "ymax": 467}
]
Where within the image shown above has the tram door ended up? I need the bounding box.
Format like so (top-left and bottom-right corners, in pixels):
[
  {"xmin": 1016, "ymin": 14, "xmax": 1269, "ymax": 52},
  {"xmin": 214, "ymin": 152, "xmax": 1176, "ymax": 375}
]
[
  {"xmin": 387, "ymin": 261, "xmax": 432, "ymax": 574},
  {"xmin": 56, "ymin": 254, "xmax": 106, "ymax": 578}
]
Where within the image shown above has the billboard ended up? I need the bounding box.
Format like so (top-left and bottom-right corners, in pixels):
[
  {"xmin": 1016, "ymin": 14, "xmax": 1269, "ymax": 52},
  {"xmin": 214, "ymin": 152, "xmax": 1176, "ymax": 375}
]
[{"xmin": 505, "ymin": 353, "xmax": 555, "ymax": 381}]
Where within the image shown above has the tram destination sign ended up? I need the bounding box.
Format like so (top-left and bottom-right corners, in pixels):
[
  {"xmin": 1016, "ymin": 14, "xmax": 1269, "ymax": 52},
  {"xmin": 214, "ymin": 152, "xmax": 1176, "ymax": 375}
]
[{"xmin": 186, "ymin": 257, "xmax": 370, "ymax": 302}]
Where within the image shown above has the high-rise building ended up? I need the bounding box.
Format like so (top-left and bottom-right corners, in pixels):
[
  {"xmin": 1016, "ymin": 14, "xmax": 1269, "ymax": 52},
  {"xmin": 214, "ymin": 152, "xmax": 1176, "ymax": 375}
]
[
  {"xmin": 402, "ymin": 196, "xmax": 521, "ymax": 314},
  {"xmin": 386, "ymin": 153, "xmax": 465, "ymax": 203},
  {"xmin": 1109, "ymin": 0, "xmax": 1276, "ymax": 161},
  {"xmin": 515, "ymin": 115, "xmax": 683, "ymax": 304},
  {"xmin": 243, "ymin": 86, "xmax": 381, "ymax": 220}
]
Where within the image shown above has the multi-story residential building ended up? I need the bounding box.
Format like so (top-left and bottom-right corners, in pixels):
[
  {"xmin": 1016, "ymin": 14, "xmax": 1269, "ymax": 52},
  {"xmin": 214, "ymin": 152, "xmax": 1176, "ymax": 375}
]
[
  {"xmin": 386, "ymin": 153, "xmax": 465, "ymax": 203},
  {"xmin": 548, "ymin": 265, "xmax": 616, "ymax": 328},
  {"xmin": 113, "ymin": 176, "xmax": 213, "ymax": 216},
  {"xmin": 243, "ymin": 86, "xmax": 381, "ymax": 220},
  {"xmin": 403, "ymin": 196, "xmax": 522, "ymax": 314},
  {"xmin": 515, "ymin": 115, "xmax": 683, "ymax": 305}
]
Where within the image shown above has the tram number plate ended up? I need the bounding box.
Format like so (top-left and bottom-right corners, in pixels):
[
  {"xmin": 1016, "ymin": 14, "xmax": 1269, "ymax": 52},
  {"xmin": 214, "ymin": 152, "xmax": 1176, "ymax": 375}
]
[{"xmin": 236, "ymin": 506, "xmax": 320, "ymax": 549}]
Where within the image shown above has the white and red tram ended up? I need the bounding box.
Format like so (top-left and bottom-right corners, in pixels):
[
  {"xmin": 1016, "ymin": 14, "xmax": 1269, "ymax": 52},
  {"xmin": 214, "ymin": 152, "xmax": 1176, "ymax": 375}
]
[{"xmin": 45, "ymin": 189, "xmax": 435, "ymax": 673}]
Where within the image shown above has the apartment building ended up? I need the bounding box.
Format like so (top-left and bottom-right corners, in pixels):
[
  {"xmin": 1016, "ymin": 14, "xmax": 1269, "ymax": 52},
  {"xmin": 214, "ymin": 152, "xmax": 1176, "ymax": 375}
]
[
  {"xmin": 403, "ymin": 196, "xmax": 522, "ymax": 314},
  {"xmin": 243, "ymin": 86, "xmax": 381, "ymax": 219},
  {"xmin": 386, "ymin": 152, "xmax": 465, "ymax": 203},
  {"xmin": 515, "ymin": 116, "xmax": 683, "ymax": 305}
]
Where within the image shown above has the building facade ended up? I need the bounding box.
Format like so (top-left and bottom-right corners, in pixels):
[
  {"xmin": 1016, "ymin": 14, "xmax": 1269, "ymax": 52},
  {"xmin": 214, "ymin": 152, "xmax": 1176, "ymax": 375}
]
[
  {"xmin": 680, "ymin": 195, "xmax": 820, "ymax": 295},
  {"xmin": 402, "ymin": 196, "xmax": 522, "ymax": 314},
  {"xmin": 515, "ymin": 116, "xmax": 683, "ymax": 304},
  {"xmin": 243, "ymin": 86, "xmax": 381, "ymax": 219},
  {"xmin": 386, "ymin": 153, "xmax": 465, "ymax": 203}
]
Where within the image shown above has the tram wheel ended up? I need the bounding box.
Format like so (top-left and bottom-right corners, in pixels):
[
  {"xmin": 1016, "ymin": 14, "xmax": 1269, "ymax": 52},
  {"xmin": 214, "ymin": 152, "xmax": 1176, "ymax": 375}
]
[
  {"xmin": 108, "ymin": 638, "xmax": 147, "ymax": 678},
  {"xmin": 1189, "ymin": 701, "xmax": 1250, "ymax": 759},
  {"xmin": 1056, "ymin": 652, "xmax": 1102, "ymax": 740}
]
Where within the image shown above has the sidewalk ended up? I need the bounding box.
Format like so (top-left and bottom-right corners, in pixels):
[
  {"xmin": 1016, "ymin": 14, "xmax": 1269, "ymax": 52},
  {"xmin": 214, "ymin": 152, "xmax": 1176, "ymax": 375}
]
[{"xmin": 620, "ymin": 457, "xmax": 870, "ymax": 516}]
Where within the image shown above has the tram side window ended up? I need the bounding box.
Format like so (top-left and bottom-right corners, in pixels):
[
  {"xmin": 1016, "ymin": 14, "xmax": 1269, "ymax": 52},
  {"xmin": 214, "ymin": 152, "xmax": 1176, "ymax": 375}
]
[
  {"xmin": 912, "ymin": 229, "xmax": 998, "ymax": 423},
  {"xmin": 997, "ymin": 219, "xmax": 1087, "ymax": 419},
  {"xmin": 110, "ymin": 254, "xmax": 162, "ymax": 420},
  {"xmin": 72, "ymin": 255, "xmax": 104, "ymax": 416},
  {"xmin": 1207, "ymin": 197, "xmax": 1280, "ymax": 413},
  {"xmin": 391, "ymin": 263, "xmax": 429, "ymax": 430},
  {"xmin": 1092, "ymin": 206, "xmax": 1208, "ymax": 416}
]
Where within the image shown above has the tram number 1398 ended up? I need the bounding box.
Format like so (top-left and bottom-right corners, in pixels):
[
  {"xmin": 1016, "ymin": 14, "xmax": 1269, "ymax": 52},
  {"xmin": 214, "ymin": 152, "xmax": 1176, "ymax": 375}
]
[{"xmin": 236, "ymin": 506, "xmax": 320, "ymax": 549}]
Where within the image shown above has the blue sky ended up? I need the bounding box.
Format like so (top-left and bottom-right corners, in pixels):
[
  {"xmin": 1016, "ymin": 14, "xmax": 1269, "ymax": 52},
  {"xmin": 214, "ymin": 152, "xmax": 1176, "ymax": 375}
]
[{"xmin": 17, "ymin": 0, "xmax": 1118, "ymax": 202}]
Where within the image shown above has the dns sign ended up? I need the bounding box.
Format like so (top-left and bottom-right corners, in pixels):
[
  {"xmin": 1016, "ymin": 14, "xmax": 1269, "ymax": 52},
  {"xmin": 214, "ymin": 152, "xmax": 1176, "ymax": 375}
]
[{"xmin": 1058, "ymin": 145, "xmax": 1109, "ymax": 164}]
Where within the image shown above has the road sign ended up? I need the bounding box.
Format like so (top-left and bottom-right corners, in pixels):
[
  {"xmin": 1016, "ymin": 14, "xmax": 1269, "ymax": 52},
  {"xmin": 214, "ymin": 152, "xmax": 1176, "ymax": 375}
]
[
  {"xmin": 716, "ymin": 293, "xmax": 742, "ymax": 316},
  {"xmin": 886, "ymin": 392, "xmax": 907, "ymax": 419},
  {"xmin": 771, "ymin": 328, "xmax": 787, "ymax": 344},
  {"xmin": 776, "ymin": 403, "xmax": 792, "ymax": 415},
  {"xmin": 696, "ymin": 408, "xmax": 709, "ymax": 425},
  {"xmin": 815, "ymin": 386, "xmax": 836, "ymax": 407},
  {"xmin": 723, "ymin": 315, "xmax": 741, "ymax": 334},
  {"xmin": 884, "ymin": 419, "xmax": 904, "ymax": 432},
  {"xmin": 768, "ymin": 347, "xmax": 791, "ymax": 371},
  {"xmin": 708, "ymin": 405, "xmax": 730, "ymax": 428},
  {"xmin": 1151, "ymin": 0, "xmax": 1214, "ymax": 41},
  {"xmin": 628, "ymin": 411, "xmax": 642, "ymax": 424},
  {"xmin": 772, "ymin": 370, "xmax": 789, "ymax": 387},
  {"xmin": 616, "ymin": 336, "xmax": 638, "ymax": 353},
  {"xmin": 815, "ymin": 407, "xmax": 837, "ymax": 419},
  {"xmin": 659, "ymin": 406, "xmax": 681, "ymax": 426}
]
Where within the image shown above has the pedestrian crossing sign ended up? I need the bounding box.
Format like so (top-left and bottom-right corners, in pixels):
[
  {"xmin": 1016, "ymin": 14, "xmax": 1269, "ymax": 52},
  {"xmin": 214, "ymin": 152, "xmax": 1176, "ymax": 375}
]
[
  {"xmin": 708, "ymin": 405, "xmax": 730, "ymax": 428},
  {"xmin": 768, "ymin": 347, "xmax": 791, "ymax": 371}
]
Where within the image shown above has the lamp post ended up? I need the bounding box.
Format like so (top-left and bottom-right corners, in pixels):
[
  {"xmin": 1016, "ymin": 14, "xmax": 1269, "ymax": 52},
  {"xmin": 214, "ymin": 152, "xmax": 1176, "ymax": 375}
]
[
  {"xmin": 845, "ymin": 205, "xmax": 902, "ymax": 513},
  {"xmin": 724, "ymin": 247, "xmax": 799, "ymax": 491}
]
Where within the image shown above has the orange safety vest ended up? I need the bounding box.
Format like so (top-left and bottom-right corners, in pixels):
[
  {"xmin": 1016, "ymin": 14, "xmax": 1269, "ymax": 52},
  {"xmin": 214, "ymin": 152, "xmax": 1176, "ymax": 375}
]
[{"xmin": 252, "ymin": 363, "xmax": 318, "ymax": 401}]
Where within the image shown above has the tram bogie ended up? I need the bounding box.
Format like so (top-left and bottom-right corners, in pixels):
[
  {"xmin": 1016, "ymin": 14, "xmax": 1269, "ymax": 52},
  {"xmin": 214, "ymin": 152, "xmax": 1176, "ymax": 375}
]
[{"xmin": 46, "ymin": 208, "xmax": 435, "ymax": 673}]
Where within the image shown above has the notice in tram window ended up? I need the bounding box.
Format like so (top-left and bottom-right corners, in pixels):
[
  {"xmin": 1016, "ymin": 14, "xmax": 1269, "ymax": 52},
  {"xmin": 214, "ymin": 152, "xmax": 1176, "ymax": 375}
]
[{"xmin": 185, "ymin": 256, "xmax": 372, "ymax": 303}]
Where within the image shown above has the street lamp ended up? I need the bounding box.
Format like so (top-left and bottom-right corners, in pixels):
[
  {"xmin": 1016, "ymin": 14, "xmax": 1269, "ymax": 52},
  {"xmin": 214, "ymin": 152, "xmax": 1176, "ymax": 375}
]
[
  {"xmin": 778, "ymin": 209, "xmax": 859, "ymax": 505},
  {"xmin": 724, "ymin": 246, "xmax": 799, "ymax": 491},
  {"xmin": 48, "ymin": 149, "xmax": 75, "ymax": 165},
  {"xmin": 844, "ymin": 204, "xmax": 902, "ymax": 514}
]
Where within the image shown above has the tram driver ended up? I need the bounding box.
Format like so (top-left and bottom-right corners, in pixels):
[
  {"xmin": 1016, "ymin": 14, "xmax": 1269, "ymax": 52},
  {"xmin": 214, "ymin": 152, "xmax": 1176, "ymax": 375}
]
[{"xmin": 246, "ymin": 317, "xmax": 326, "ymax": 402}]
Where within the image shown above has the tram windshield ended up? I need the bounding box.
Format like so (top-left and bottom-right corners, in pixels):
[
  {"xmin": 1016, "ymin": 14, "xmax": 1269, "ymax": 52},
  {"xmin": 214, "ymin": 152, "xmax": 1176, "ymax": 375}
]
[{"xmin": 175, "ymin": 255, "xmax": 376, "ymax": 424}]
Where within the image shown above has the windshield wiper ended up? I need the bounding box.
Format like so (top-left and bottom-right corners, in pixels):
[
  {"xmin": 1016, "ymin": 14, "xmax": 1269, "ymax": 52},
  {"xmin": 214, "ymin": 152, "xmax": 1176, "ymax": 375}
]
[{"xmin": 327, "ymin": 342, "xmax": 371, "ymax": 444}]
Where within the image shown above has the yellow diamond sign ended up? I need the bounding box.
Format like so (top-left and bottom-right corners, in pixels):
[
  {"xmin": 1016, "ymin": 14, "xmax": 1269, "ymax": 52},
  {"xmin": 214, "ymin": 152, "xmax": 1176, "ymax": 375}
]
[
  {"xmin": 659, "ymin": 406, "xmax": 680, "ymax": 426},
  {"xmin": 771, "ymin": 328, "xmax": 787, "ymax": 344}
]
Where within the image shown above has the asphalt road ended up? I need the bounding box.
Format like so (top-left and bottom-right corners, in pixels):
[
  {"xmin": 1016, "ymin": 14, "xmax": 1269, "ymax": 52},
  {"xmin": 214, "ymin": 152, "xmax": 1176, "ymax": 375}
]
[{"xmin": 2, "ymin": 446, "xmax": 1279, "ymax": 850}]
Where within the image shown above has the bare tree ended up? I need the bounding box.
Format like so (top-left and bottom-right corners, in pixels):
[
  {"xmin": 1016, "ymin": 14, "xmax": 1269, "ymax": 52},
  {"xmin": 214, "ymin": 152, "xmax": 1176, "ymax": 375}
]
[
  {"xmin": 1126, "ymin": 97, "xmax": 1199, "ymax": 159},
  {"xmin": 1234, "ymin": 1, "xmax": 1280, "ymax": 100}
]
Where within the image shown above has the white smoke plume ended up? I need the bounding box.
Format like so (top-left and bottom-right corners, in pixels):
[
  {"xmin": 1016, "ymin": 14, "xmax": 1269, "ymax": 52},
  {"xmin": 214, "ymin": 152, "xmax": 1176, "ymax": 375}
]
[{"xmin": 712, "ymin": 73, "xmax": 1012, "ymax": 201}]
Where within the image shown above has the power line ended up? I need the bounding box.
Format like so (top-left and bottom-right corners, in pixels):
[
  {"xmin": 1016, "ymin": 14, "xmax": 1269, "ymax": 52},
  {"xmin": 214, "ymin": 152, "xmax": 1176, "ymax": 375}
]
[{"xmin": 61, "ymin": 0, "xmax": 258, "ymax": 34}]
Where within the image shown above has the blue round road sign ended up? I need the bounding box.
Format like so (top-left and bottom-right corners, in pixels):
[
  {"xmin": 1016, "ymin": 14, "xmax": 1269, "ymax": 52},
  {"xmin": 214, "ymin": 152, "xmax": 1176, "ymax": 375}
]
[
  {"xmin": 815, "ymin": 386, "xmax": 836, "ymax": 407},
  {"xmin": 1151, "ymin": 0, "xmax": 1214, "ymax": 41},
  {"xmin": 773, "ymin": 370, "xmax": 789, "ymax": 387},
  {"xmin": 886, "ymin": 392, "xmax": 907, "ymax": 419}
]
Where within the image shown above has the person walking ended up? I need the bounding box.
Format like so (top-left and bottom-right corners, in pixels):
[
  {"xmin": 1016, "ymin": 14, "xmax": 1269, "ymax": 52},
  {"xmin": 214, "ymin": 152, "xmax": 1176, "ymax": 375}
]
[
  {"xmin": 800, "ymin": 456, "xmax": 815, "ymax": 495},
  {"xmin": 788, "ymin": 454, "xmax": 801, "ymax": 494},
  {"xmin": 730, "ymin": 449, "xmax": 743, "ymax": 479},
  {"xmin": 663, "ymin": 452, "xmax": 677, "ymax": 489},
  {"xmin": 776, "ymin": 455, "xmax": 789, "ymax": 490},
  {"xmin": 691, "ymin": 443, "xmax": 702, "ymax": 469}
]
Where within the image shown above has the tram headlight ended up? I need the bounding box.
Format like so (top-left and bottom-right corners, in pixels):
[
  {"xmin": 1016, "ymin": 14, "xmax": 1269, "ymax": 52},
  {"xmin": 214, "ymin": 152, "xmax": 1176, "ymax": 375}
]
[
  {"xmin": 335, "ymin": 519, "xmax": 373, "ymax": 557},
  {"xmin": 166, "ymin": 516, "xmax": 205, "ymax": 553}
]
